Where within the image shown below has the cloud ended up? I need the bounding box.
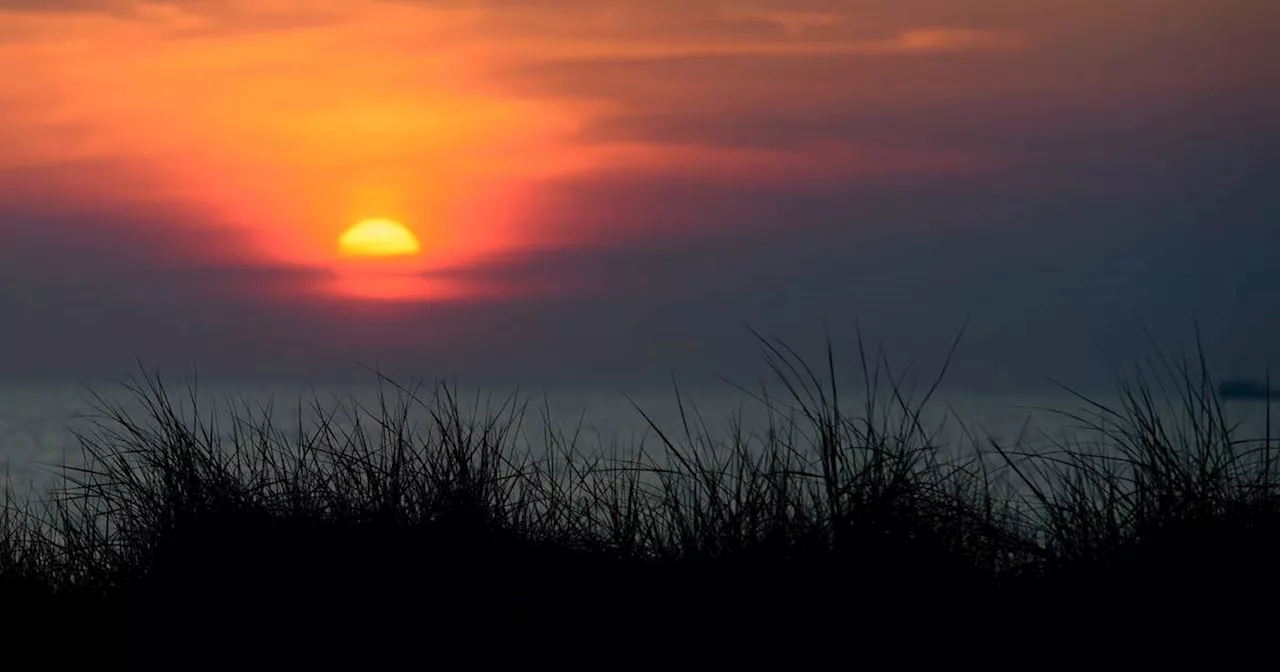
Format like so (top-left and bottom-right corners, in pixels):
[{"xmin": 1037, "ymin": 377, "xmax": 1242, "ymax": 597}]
[
  {"xmin": 482, "ymin": 27, "xmax": 1025, "ymax": 67},
  {"xmin": 894, "ymin": 28, "xmax": 1025, "ymax": 52},
  {"xmin": 4, "ymin": 1, "xmax": 1023, "ymax": 60},
  {"xmin": 2, "ymin": 149, "xmax": 1277, "ymax": 390},
  {"xmin": 0, "ymin": 0, "xmax": 1028, "ymax": 293},
  {"xmin": 0, "ymin": 0, "xmax": 117, "ymax": 12},
  {"xmin": 729, "ymin": 10, "xmax": 847, "ymax": 38},
  {"xmin": 1, "ymin": 0, "xmax": 1276, "ymax": 391}
]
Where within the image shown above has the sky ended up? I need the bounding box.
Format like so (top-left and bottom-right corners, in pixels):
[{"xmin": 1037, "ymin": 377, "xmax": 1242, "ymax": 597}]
[{"xmin": 0, "ymin": 0, "xmax": 1277, "ymax": 393}]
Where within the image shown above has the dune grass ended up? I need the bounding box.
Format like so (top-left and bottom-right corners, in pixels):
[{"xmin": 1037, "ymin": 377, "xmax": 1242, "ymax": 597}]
[{"xmin": 1, "ymin": 330, "xmax": 1277, "ymax": 655}]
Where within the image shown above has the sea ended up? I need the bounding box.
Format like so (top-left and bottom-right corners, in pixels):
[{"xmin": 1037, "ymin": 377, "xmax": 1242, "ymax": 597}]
[{"xmin": 2, "ymin": 378, "xmax": 1276, "ymax": 499}]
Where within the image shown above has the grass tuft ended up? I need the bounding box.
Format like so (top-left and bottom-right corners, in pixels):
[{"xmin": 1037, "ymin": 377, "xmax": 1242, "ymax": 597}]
[{"xmin": 2, "ymin": 329, "xmax": 1278, "ymax": 657}]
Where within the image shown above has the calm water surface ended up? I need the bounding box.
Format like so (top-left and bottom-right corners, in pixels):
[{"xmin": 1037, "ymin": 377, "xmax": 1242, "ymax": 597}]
[{"xmin": 2, "ymin": 380, "xmax": 1275, "ymax": 494}]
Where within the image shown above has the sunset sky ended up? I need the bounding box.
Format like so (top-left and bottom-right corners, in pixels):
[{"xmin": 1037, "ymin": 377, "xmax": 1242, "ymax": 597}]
[{"xmin": 1, "ymin": 0, "xmax": 1276, "ymax": 391}]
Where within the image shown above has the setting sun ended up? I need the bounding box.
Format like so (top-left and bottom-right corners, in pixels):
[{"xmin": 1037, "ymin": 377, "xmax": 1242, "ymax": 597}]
[{"xmin": 339, "ymin": 219, "xmax": 422, "ymax": 258}]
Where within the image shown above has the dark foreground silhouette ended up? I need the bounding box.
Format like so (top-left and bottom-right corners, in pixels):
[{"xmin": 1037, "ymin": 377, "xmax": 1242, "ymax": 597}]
[{"xmin": 3, "ymin": 336, "xmax": 1277, "ymax": 662}]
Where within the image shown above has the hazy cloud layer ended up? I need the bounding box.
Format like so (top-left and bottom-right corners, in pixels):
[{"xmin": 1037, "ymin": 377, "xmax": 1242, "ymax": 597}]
[{"xmin": 1, "ymin": 0, "xmax": 1277, "ymax": 393}]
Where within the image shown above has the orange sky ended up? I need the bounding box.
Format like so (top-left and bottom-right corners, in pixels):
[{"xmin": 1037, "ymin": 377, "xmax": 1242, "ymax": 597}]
[{"xmin": 0, "ymin": 0, "xmax": 1274, "ymax": 303}]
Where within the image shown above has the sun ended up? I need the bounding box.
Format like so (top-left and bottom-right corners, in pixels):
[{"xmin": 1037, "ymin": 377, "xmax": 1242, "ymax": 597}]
[{"xmin": 338, "ymin": 218, "xmax": 422, "ymax": 257}]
